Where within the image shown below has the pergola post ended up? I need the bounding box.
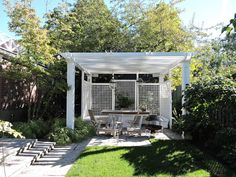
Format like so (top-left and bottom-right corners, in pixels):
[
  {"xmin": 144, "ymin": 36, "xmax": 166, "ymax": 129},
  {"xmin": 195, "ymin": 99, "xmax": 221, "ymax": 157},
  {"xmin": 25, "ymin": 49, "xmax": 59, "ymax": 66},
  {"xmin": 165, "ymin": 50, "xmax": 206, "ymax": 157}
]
[
  {"xmin": 89, "ymin": 75, "xmax": 92, "ymax": 110},
  {"xmin": 66, "ymin": 60, "xmax": 75, "ymax": 129},
  {"xmin": 135, "ymin": 73, "xmax": 139, "ymax": 110},
  {"xmin": 181, "ymin": 60, "xmax": 190, "ymax": 115},
  {"xmin": 81, "ymin": 70, "xmax": 85, "ymax": 119}
]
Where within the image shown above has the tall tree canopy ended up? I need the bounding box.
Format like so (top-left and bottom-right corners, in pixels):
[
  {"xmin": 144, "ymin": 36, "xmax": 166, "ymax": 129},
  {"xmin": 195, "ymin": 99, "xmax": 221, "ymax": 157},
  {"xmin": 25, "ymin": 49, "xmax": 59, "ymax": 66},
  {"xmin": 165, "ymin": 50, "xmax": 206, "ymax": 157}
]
[
  {"xmin": 45, "ymin": 0, "xmax": 193, "ymax": 52},
  {"xmin": 135, "ymin": 2, "xmax": 193, "ymax": 52},
  {"xmin": 46, "ymin": 0, "xmax": 126, "ymax": 52}
]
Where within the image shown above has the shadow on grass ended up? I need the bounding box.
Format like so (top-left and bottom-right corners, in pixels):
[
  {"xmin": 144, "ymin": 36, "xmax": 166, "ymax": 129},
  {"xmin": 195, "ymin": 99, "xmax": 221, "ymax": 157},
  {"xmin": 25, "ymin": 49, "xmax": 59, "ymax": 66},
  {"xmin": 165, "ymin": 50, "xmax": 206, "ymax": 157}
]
[
  {"xmin": 77, "ymin": 140, "xmax": 235, "ymax": 177},
  {"xmin": 79, "ymin": 146, "xmax": 125, "ymax": 159},
  {"xmin": 121, "ymin": 140, "xmax": 235, "ymax": 177}
]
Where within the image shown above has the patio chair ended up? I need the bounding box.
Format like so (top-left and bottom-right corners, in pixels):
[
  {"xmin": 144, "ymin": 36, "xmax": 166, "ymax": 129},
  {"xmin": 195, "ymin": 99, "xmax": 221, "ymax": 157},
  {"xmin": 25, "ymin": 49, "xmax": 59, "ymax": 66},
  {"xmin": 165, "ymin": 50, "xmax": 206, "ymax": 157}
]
[
  {"xmin": 125, "ymin": 115, "xmax": 143, "ymax": 136},
  {"xmin": 88, "ymin": 109, "xmax": 122, "ymax": 137}
]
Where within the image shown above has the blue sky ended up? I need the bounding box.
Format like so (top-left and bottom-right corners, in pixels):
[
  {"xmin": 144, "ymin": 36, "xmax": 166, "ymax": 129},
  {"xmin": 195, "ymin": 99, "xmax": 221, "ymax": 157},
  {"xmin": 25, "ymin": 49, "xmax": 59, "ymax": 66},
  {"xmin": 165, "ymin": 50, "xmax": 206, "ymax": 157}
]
[{"xmin": 0, "ymin": 0, "xmax": 235, "ymax": 38}]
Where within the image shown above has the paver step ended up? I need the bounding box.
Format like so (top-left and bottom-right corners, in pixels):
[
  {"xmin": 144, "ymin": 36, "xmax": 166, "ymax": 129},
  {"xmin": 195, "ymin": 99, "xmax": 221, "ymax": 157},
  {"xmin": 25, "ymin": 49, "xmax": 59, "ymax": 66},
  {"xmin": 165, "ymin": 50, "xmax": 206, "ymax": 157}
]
[{"xmin": 1, "ymin": 139, "xmax": 56, "ymax": 177}]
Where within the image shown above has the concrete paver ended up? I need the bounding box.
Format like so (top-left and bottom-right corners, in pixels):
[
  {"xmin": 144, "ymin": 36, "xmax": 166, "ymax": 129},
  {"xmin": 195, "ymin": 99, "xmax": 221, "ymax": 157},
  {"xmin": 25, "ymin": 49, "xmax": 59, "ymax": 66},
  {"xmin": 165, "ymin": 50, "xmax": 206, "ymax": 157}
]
[
  {"xmin": 88, "ymin": 135, "xmax": 151, "ymax": 147},
  {"xmin": 15, "ymin": 139, "xmax": 90, "ymax": 177}
]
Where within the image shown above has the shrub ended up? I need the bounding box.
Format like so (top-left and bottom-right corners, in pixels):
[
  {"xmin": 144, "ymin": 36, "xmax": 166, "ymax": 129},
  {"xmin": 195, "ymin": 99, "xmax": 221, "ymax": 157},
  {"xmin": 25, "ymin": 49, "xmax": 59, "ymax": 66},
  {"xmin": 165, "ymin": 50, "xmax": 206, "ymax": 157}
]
[
  {"xmin": 214, "ymin": 128, "xmax": 236, "ymax": 169},
  {"xmin": 48, "ymin": 127, "xmax": 72, "ymax": 145},
  {"xmin": 181, "ymin": 76, "xmax": 236, "ymax": 168},
  {"xmin": 172, "ymin": 116, "xmax": 185, "ymax": 134},
  {"xmin": 183, "ymin": 76, "xmax": 236, "ymax": 141},
  {"xmin": 48, "ymin": 117, "xmax": 95, "ymax": 145},
  {"xmin": 13, "ymin": 119, "xmax": 49, "ymax": 139},
  {"xmin": 0, "ymin": 120, "xmax": 25, "ymax": 138}
]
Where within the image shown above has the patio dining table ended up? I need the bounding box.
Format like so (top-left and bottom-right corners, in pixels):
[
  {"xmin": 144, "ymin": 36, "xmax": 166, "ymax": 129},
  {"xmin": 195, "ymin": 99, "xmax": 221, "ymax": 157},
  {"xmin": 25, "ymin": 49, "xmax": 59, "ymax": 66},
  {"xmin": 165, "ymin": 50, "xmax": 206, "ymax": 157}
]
[
  {"xmin": 101, "ymin": 110, "xmax": 150, "ymax": 128},
  {"xmin": 101, "ymin": 110, "xmax": 150, "ymax": 115}
]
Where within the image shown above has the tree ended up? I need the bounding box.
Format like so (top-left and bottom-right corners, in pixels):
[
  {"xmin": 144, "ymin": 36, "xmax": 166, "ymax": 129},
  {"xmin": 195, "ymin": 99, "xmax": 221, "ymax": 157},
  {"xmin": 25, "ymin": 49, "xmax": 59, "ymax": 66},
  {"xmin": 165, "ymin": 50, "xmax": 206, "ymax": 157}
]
[
  {"xmin": 222, "ymin": 13, "xmax": 236, "ymax": 36},
  {"xmin": 3, "ymin": 0, "xmax": 67, "ymax": 121},
  {"xmin": 135, "ymin": 2, "xmax": 193, "ymax": 52},
  {"xmin": 45, "ymin": 0, "xmax": 126, "ymax": 52}
]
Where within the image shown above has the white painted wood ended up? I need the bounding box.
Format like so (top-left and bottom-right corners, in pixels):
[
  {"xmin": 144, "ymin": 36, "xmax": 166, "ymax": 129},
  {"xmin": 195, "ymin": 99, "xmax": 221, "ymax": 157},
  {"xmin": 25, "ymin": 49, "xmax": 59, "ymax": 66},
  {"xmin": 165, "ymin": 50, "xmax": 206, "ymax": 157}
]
[
  {"xmin": 89, "ymin": 75, "xmax": 92, "ymax": 110},
  {"xmin": 160, "ymin": 81, "xmax": 172, "ymax": 128},
  {"xmin": 92, "ymin": 83, "xmax": 110, "ymax": 85},
  {"xmin": 139, "ymin": 83, "xmax": 160, "ymax": 85},
  {"xmin": 135, "ymin": 81, "xmax": 137, "ymax": 110},
  {"xmin": 60, "ymin": 52, "xmax": 193, "ymax": 74},
  {"xmin": 182, "ymin": 61, "xmax": 190, "ymax": 91},
  {"xmin": 66, "ymin": 60, "xmax": 75, "ymax": 129},
  {"xmin": 81, "ymin": 70, "xmax": 84, "ymax": 119},
  {"xmin": 136, "ymin": 73, "xmax": 139, "ymax": 110},
  {"xmin": 83, "ymin": 81, "xmax": 91, "ymax": 118},
  {"xmin": 181, "ymin": 61, "xmax": 190, "ymax": 115},
  {"xmin": 112, "ymin": 88, "xmax": 115, "ymax": 110},
  {"xmin": 159, "ymin": 75, "xmax": 164, "ymax": 83}
]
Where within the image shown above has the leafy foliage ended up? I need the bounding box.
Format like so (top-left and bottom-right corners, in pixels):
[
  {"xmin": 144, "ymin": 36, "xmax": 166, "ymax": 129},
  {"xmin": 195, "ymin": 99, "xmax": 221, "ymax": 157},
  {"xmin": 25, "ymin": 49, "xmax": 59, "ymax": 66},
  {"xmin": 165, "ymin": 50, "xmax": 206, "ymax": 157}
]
[
  {"xmin": 48, "ymin": 118, "xmax": 95, "ymax": 145},
  {"xmin": 13, "ymin": 119, "xmax": 49, "ymax": 139},
  {"xmin": 175, "ymin": 76, "xmax": 236, "ymax": 168},
  {"xmin": 3, "ymin": 0, "xmax": 67, "ymax": 121},
  {"xmin": 45, "ymin": 0, "xmax": 126, "ymax": 52},
  {"xmin": 116, "ymin": 93, "xmax": 134, "ymax": 109},
  {"xmin": 135, "ymin": 2, "xmax": 193, "ymax": 52},
  {"xmin": 222, "ymin": 13, "xmax": 236, "ymax": 36},
  {"xmin": 183, "ymin": 76, "xmax": 236, "ymax": 138},
  {"xmin": 0, "ymin": 120, "xmax": 25, "ymax": 138}
]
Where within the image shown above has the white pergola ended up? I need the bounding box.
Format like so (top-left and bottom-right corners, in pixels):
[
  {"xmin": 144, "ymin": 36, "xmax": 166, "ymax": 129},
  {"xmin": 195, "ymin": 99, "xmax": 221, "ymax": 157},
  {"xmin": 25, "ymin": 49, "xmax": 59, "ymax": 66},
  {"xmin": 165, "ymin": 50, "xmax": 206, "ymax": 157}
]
[{"xmin": 61, "ymin": 52, "xmax": 193, "ymax": 129}]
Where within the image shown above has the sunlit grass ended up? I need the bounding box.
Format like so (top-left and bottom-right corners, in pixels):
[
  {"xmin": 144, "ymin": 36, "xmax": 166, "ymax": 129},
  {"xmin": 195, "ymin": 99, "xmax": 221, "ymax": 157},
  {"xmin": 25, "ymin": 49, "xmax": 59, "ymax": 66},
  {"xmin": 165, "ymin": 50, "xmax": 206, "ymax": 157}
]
[{"xmin": 66, "ymin": 140, "xmax": 235, "ymax": 177}]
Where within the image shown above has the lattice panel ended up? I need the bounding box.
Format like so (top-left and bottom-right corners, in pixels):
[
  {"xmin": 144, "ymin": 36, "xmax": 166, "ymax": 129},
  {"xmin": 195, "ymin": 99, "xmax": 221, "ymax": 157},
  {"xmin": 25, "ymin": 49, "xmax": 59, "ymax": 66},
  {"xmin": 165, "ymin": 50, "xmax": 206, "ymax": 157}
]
[
  {"xmin": 139, "ymin": 85, "xmax": 160, "ymax": 115},
  {"xmin": 115, "ymin": 81, "xmax": 135, "ymax": 109},
  {"xmin": 92, "ymin": 85, "xmax": 112, "ymax": 115},
  {"xmin": 83, "ymin": 81, "xmax": 91, "ymax": 117},
  {"xmin": 160, "ymin": 81, "xmax": 171, "ymax": 119}
]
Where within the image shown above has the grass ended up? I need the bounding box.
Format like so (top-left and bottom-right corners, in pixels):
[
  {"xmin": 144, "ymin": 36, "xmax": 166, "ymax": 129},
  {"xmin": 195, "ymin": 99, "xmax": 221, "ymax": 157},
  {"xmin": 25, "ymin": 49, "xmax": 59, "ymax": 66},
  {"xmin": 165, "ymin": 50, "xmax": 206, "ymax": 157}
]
[{"xmin": 66, "ymin": 140, "xmax": 236, "ymax": 177}]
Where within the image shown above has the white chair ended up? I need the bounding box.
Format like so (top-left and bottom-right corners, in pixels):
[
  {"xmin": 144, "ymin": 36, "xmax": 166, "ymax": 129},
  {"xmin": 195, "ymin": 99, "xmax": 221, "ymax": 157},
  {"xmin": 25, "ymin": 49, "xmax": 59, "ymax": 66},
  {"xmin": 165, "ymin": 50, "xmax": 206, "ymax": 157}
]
[
  {"xmin": 88, "ymin": 110, "xmax": 122, "ymax": 137},
  {"xmin": 125, "ymin": 115, "xmax": 143, "ymax": 136}
]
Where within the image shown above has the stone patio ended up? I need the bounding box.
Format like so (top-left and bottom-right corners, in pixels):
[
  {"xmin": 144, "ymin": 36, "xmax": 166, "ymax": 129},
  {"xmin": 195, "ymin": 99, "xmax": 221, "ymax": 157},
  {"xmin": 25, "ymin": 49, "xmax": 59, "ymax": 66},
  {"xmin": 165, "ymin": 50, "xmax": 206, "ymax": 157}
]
[
  {"xmin": 88, "ymin": 135, "xmax": 151, "ymax": 147},
  {"xmin": 87, "ymin": 129, "xmax": 189, "ymax": 147}
]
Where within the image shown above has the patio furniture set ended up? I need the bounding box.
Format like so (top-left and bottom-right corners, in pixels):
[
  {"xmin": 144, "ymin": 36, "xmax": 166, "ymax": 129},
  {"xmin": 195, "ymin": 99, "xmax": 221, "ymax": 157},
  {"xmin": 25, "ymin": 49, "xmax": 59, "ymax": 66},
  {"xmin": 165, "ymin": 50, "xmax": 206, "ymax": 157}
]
[{"xmin": 88, "ymin": 109, "xmax": 169, "ymax": 139}]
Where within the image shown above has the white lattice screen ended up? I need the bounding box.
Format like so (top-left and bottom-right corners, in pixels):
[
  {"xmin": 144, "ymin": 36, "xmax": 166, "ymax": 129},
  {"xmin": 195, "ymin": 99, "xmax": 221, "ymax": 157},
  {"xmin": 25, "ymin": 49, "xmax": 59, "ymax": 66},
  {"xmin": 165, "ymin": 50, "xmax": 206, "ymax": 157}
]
[
  {"xmin": 138, "ymin": 84, "xmax": 160, "ymax": 115},
  {"xmin": 115, "ymin": 81, "xmax": 136, "ymax": 109},
  {"xmin": 82, "ymin": 81, "xmax": 91, "ymax": 118},
  {"xmin": 160, "ymin": 81, "xmax": 172, "ymax": 127},
  {"xmin": 90, "ymin": 81, "xmax": 163, "ymax": 116},
  {"xmin": 92, "ymin": 84, "xmax": 112, "ymax": 115}
]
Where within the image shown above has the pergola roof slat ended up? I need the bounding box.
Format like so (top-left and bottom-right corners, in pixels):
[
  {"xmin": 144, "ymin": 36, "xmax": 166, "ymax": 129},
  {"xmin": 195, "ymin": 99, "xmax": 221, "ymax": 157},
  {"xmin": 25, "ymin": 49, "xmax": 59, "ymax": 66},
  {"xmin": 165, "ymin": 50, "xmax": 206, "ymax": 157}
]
[{"xmin": 60, "ymin": 52, "xmax": 193, "ymax": 74}]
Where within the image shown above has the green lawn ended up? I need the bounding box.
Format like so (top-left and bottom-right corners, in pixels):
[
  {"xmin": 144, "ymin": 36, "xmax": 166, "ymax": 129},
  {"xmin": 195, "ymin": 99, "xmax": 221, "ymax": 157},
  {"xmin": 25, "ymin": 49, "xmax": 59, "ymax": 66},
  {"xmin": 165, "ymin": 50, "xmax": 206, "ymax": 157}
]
[{"xmin": 66, "ymin": 140, "xmax": 235, "ymax": 177}]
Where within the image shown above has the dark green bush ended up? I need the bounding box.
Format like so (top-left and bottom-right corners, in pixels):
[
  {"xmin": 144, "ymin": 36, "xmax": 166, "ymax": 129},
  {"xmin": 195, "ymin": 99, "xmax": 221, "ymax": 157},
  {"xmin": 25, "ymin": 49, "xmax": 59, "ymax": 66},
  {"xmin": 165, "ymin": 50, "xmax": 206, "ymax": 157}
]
[
  {"xmin": 172, "ymin": 116, "xmax": 185, "ymax": 134},
  {"xmin": 180, "ymin": 76, "xmax": 236, "ymax": 168},
  {"xmin": 214, "ymin": 128, "xmax": 236, "ymax": 169},
  {"xmin": 13, "ymin": 119, "xmax": 49, "ymax": 139},
  {"xmin": 48, "ymin": 117, "xmax": 95, "ymax": 145},
  {"xmin": 214, "ymin": 128, "xmax": 236, "ymax": 147},
  {"xmin": 48, "ymin": 127, "xmax": 72, "ymax": 145},
  {"xmin": 182, "ymin": 76, "xmax": 236, "ymax": 141}
]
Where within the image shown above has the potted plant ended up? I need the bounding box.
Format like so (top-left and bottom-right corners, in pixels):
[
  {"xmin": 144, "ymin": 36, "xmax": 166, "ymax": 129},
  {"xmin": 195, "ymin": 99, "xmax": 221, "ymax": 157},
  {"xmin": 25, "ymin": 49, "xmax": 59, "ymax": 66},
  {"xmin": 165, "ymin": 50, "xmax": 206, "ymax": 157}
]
[{"xmin": 116, "ymin": 93, "xmax": 134, "ymax": 109}]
